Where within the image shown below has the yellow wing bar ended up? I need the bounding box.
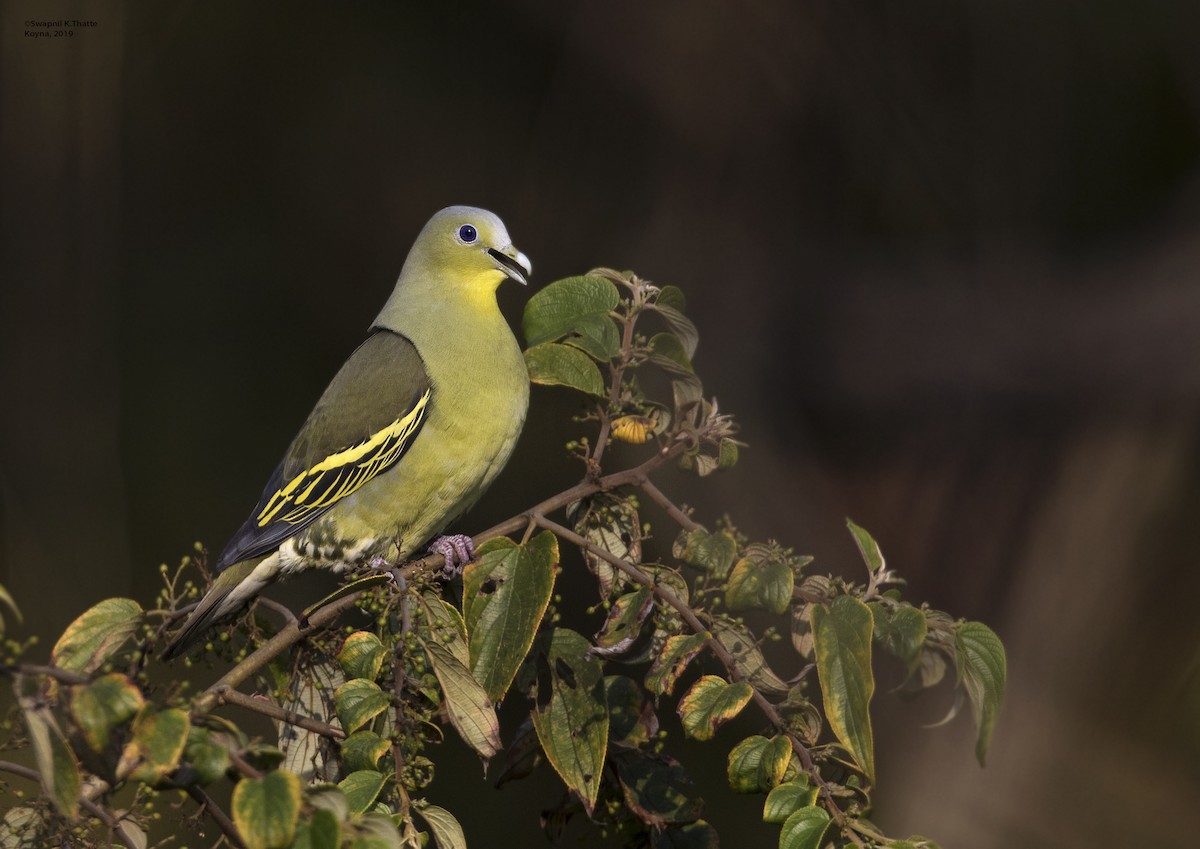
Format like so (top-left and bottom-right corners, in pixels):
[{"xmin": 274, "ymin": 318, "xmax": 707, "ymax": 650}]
[{"xmin": 255, "ymin": 389, "xmax": 431, "ymax": 527}]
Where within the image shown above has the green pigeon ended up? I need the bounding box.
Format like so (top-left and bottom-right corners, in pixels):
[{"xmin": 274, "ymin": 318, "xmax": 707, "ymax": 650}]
[{"xmin": 163, "ymin": 206, "xmax": 531, "ymax": 658}]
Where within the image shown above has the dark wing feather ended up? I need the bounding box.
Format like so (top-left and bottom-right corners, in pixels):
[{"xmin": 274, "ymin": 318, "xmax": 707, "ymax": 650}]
[{"xmin": 215, "ymin": 330, "xmax": 432, "ymax": 572}]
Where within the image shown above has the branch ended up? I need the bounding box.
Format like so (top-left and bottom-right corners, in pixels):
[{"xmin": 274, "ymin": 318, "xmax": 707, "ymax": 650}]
[
  {"xmin": 533, "ymin": 515, "xmax": 847, "ymax": 828},
  {"xmin": 186, "ymin": 784, "xmax": 246, "ymax": 849},
  {"xmin": 0, "ymin": 760, "xmax": 142, "ymax": 849},
  {"xmin": 213, "ymin": 685, "xmax": 345, "ymax": 740},
  {"xmin": 1, "ymin": 663, "xmax": 89, "ymax": 686},
  {"xmin": 640, "ymin": 478, "xmax": 703, "ymax": 532}
]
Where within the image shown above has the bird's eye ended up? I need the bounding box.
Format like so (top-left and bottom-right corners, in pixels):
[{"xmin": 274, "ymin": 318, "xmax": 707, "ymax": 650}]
[{"xmin": 458, "ymin": 224, "xmax": 478, "ymax": 243}]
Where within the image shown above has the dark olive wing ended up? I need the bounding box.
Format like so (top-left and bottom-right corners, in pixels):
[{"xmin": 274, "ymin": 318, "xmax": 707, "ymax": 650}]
[{"xmin": 214, "ymin": 330, "xmax": 432, "ymax": 572}]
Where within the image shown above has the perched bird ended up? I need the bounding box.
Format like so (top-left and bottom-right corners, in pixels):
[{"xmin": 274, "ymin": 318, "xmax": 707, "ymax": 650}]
[{"xmin": 163, "ymin": 206, "xmax": 531, "ymax": 659}]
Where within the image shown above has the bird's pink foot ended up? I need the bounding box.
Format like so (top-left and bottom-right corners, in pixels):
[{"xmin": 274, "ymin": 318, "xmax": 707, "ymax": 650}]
[{"xmin": 428, "ymin": 534, "xmax": 476, "ymax": 578}]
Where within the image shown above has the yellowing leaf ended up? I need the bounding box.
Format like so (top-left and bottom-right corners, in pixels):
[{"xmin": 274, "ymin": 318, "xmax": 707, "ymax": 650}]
[
  {"xmin": 121, "ymin": 707, "xmax": 190, "ymax": 785},
  {"xmin": 231, "ymin": 770, "xmax": 301, "ymax": 849},
  {"xmin": 725, "ymin": 557, "xmax": 794, "ymax": 615},
  {"xmin": 677, "ymin": 675, "xmax": 752, "ymax": 741},
  {"xmin": 645, "ymin": 632, "xmax": 709, "ymax": 697},
  {"xmin": 421, "ymin": 638, "xmax": 501, "ymax": 760},
  {"xmin": 339, "ymin": 730, "xmax": 390, "ymax": 773},
  {"xmin": 336, "ymin": 632, "xmax": 387, "ymax": 682},
  {"xmin": 415, "ymin": 804, "xmax": 467, "ymax": 849},
  {"xmin": 333, "ymin": 679, "xmax": 389, "ymax": 734},
  {"xmin": 711, "ymin": 619, "xmax": 791, "ymax": 696},
  {"xmin": 18, "ymin": 680, "xmax": 80, "ymax": 818},
  {"xmin": 611, "ymin": 748, "xmax": 704, "ymax": 828},
  {"xmin": 726, "ymin": 735, "xmax": 791, "ymax": 794},
  {"xmin": 337, "ymin": 770, "xmax": 387, "ymax": 815},
  {"xmin": 812, "ymin": 596, "xmax": 875, "ymax": 781},
  {"xmin": 51, "ymin": 598, "xmax": 142, "ymax": 674},
  {"xmin": 70, "ymin": 673, "xmax": 144, "ymax": 752}
]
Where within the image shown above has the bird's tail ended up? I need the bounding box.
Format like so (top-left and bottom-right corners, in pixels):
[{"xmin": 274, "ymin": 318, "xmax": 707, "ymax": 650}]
[{"xmin": 161, "ymin": 555, "xmax": 277, "ymax": 659}]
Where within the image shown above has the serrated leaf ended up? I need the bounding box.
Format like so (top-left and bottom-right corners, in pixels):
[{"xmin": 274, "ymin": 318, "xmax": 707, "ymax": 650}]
[
  {"xmin": 611, "ymin": 748, "xmax": 704, "ymax": 828},
  {"xmin": 726, "ymin": 735, "xmax": 792, "ymax": 794},
  {"xmin": 338, "ymin": 770, "xmax": 387, "ymax": 815},
  {"xmin": 677, "ymin": 675, "xmax": 753, "ymax": 741},
  {"xmin": 531, "ymin": 629, "xmax": 608, "ymax": 814},
  {"xmin": 955, "ymin": 621, "xmax": 1006, "ymax": 766},
  {"xmin": 779, "ymin": 805, "xmax": 831, "ymax": 849},
  {"xmin": 522, "ymin": 274, "xmax": 621, "ymax": 347},
  {"xmin": 869, "ymin": 604, "xmax": 927, "ymax": 674},
  {"xmin": 51, "ymin": 598, "xmax": 142, "ymax": 674},
  {"xmin": 231, "ymin": 770, "xmax": 301, "ymax": 849},
  {"xmin": 593, "ymin": 588, "xmax": 654, "ymax": 656},
  {"xmin": 422, "ymin": 638, "xmax": 501, "ymax": 760},
  {"xmin": 121, "ymin": 706, "xmax": 190, "ymax": 785},
  {"xmin": 711, "ymin": 619, "xmax": 791, "ymax": 696},
  {"xmin": 524, "ymin": 342, "xmax": 606, "ymax": 396},
  {"xmin": 337, "ymin": 632, "xmax": 387, "ymax": 682},
  {"xmin": 416, "ymin": 805, "xmax": 466, "ymax": 849},
  {"xmin": 18, "ymin": 682, "xmax": 80, "ymax": 818},
  {"xmin": 463, "ymin": 532, "xmax": 558, "ymax": 702},
  {"xmin": 763, "ymin": 779, "xmax": 818, "ymax": 823},
  {"xmin": 292, "ymin": 808, "xmax": 340, "ymax": 849},
  {"xmin": 70, "ymin": 673, "xmax": 144, "ymax": 752},
  {"xmin": 674, "ymin": 529, "xmax": 738, "ymax": 578},
  {"xmin": 726, "ymin": 557, "xmax": 794, "ymax": 615},
  {"xmin": 333, "ymin": 679, "xmax": 389, "ymax": 734},
  {"xmin": 812, "ymin": 595, "xmax": 875, "ymax": 781},
  {"xmin": 646, "ymin": 632, "xmax": 709, "ymax": 697},
  {"xmin": 846, "ymin": 519, "xmax": 885, "ymax": 574},
  {"xmin": 340, "ymin": 730, "xmax": 390, "ymax": 773}
]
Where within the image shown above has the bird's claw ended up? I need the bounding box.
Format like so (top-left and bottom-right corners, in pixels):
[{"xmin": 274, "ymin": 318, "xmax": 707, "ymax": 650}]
[{"xmin": 428, "ymin": 534, "xmax": 476, "ymax": 579}]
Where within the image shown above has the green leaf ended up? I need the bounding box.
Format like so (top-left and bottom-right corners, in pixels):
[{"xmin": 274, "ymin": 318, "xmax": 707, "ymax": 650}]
[
  {"xmin": 184, "ymin": 729, "xmax": 231, "ymax": 785},
  {"xmin": 415, "ymin": 805, "xmax": 467, "ymax": 849},
  {"xmin": 418, "ymin": 591, "xmax": 470, "ymax": 667},
  {"xmin": 422, "ymin": 638, "xmax": 502, "ymax": 760},
  {"xmin": 656, "ymin": 285, "xmax": 687, "ymax": 312},
  {"xmin": 726, "ymin": 557, "xmax": 794, "ymax": 615},
  {"xmin": 353, "ymin": 813, "xmax": 403, "ymax": 849},
  {"xmin": 648, "ymin": 332, "xmax": 694, "ymax": 373},
  {"xmin": 561, "ymin": 313, "xmax": 622, "ymax": 361},
  {"xmin": 677, "ymin": 675, "xmax": 753, "ymax": 741},
  {"xmin": 333, "ymin": 679, "xmax": 390, "ymax": 734},
  {"xmin": 778, "ymin": 806, "xmax": 831, "ymax": 849},
  {"xmin": 955, "ymin": 621, "xmax": 1007, "ymax": 766},
  {"xmin": 846, "ymin": 518, "xmax": 885, "ymax": 574},
  {"xmin": 763, "ymin": 779, "xmax": 818, "ymax": 823},
  {"xmin": 524, "ymin": 342, "xmax": 606, "ymax": 396},
  {"xmin": 718, "ymin": 438, "xmax": 739, "ymax": 469},
  {"xmin": 648, "ymin": 301, "xmax": 699, "ymax": 359},
  {"xmin": 593, "ymin": 587, "xmax": 654, "ymax": 656},
  {"xmin": 869, "ymin": 604, "xmax": 927, "ymax": 673},
  {"xmin": 292, "ymin": 808, "xmax": 340, "ymax": 849},
  {"xmin": 337, "ymin": 632, "xmax": 387, "ymax": 682},
  {"xmin": 530, "ymin": 628, "xmax": 608, "ymax": 815},
  {"xmin": 646, "ymin": 632, "xmax": 709, "ymax": 697},
  {"xmin": 18, "ymin": 682, "xmax": 80, "ymax": 818},
  {"xmin": 726, "ymin": 735, "xmax": 792, "ymax": 794},
  {"xmin": 611, "ymin": 748, "xmax": 704, "ymax": 828},
  {"xmin": 674, "ymin": 529, "xmax": 738, "ymax": 578},
  {"xmin": 121, "ymin": 706, "xmax": 191, "ymax": 785},
  {"xmin": 522, "ymin": 274, "xmax": 620, "ymax": 347},
  {"xmin": 340, "ymin": 730, "xmax": 390, "ymax": 773},
  {"xmin": 464, "ymin": 532, "xmax": 558, "ymax": 702},
  {"xmin": 305, "ymin": 785, "xmax": 349, "ymax": 821},
  {"xmin": 231, "ymin": 770, "xmax": 302, "ymax": 849},
  {"xmin": 604, "ymin": 675, "xmax": 657, "ymax": 747},
  {"xmin": 812, "ymin": 595, "xmax": 876, "ymax": 781},
  {"xmin": 51, "ymin": 597, "xmax": 142, "ymax": 674},
  {"xmin": 70, "ymin": 673, "xmax": 144, "ymax": 752},
  {"xmin": 338, "ymin": 770, "xmax": 387, "ymax": 815},
  {"xmin": 711, "ymin": 619, "xmax": 791, "ymax": 696}
]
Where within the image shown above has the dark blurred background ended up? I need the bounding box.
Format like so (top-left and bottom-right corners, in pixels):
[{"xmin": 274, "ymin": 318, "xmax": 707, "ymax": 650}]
[{"xmin": 4, "ymin": 1, "xmax": 1200, "ymax": 846}]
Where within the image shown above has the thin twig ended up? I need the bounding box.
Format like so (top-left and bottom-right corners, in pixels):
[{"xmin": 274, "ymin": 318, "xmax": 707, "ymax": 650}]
[
  {"xmin": 0, "ymin": 760, "xmax": 140, "ymax": 849},
  {"xmin": 186, "ymin": 785, "xmax": 246, "ymax": 849},
  {"xmin": 1, "ymin": 663, "xmax": 89, "ymax": 686},
  {"xmin": 255, "ymin": 597, "xmax": 299, "ymax": 627},
  {"xmin": 214, "ymin": 685, "xmax": 345, "ymax": 740},
  {"xmin": 640, "ymin": 478, "xmax": 703, "ymax": 532},
  {"xmin": 227, "ymin": 750, "xmax": 263, "ymax": 780}
]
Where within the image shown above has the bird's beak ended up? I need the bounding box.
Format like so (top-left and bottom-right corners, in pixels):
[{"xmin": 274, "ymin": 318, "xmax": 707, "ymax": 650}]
[{"xmin": 487, "ymin": 245, "xmax": 532, "ymax": 286}]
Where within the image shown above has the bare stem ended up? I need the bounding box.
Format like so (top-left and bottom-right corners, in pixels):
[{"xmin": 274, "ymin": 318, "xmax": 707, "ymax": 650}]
[
  {"xmin": 1, "ymin": 663, "xmax": 89, "ymax": 686},
  {"xmin": 186, "ymin": 785, "xmax": 246, "ymax": 849},
  {"xmin": 213, "ymin": 685, "xmax": 345, "ymax": 740},
  {"xmin": 640, "ymin": 478, "xmax": 703, "ymax": 532}
]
